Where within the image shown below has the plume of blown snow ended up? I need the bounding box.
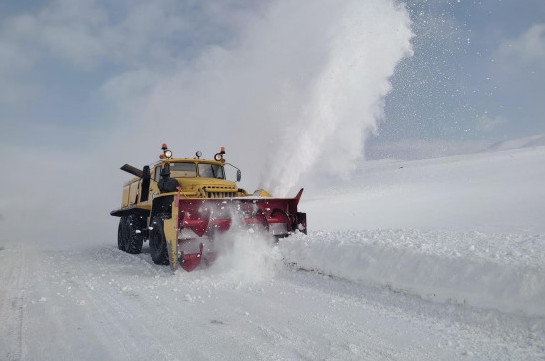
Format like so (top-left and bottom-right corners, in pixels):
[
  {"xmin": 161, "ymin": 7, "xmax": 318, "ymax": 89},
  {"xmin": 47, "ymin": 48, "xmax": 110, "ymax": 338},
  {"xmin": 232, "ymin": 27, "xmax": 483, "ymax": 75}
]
[
  {"xmin": 206, "ymin": 213, "xmax": 281, "ymax": 284},
  {"xmin": 260, "ymin": 0, "xmax": 414, "ymax": 195},
  {"xmin": 126, "ymin": 0, "xmax": 413, "ymax": 196}
]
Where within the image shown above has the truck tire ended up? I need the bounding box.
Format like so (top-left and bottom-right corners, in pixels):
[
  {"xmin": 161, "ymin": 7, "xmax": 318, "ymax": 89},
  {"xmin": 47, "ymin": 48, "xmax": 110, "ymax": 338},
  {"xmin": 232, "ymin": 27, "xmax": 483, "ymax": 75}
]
[
  {"xmin": 125, "ymin": 215, "xmax": 144, "ymax": 254},
  {"xmin": 149, "ymin": 216, "xmax": 169, "ymax": 265},
  {"xmin": 118, "ymin": 217, "xmax": 129, "ymax": 251}
]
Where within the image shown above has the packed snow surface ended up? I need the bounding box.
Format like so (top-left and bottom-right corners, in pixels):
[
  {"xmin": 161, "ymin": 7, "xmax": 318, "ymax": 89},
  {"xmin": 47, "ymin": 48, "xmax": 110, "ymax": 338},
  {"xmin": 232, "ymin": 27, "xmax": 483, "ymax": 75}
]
[{"xmin": 1, "ymin": 146, "xmax": 545, "ymax": 360}]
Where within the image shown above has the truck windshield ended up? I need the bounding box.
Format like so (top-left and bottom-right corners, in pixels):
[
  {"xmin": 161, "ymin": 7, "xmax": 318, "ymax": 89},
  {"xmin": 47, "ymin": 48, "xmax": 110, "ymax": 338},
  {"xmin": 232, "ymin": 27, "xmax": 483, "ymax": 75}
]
[
  {"xmin": 170, "ymin": 162, "xmax": 197, "ymax": 178},
  {"xmin": 198, "ymin": 163, "xmax": 225, "ymax": 179}
]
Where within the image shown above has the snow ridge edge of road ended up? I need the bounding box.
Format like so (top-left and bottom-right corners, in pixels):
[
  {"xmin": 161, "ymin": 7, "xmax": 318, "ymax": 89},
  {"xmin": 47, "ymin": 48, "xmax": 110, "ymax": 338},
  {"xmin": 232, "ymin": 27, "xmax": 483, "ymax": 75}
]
[{"xmin": 279, "ymin": 230, "xmax": 545, "ymax": 318}]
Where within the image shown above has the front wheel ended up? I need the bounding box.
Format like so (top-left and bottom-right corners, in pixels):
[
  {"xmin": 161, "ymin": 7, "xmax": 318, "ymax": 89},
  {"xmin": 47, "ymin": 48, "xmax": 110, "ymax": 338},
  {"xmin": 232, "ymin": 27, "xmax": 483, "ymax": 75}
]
[
  {"xmin": 149, "ymin": 216, "xmax": 169, "ymax": 265},
  {"xmin": 125, "ymin": 215, "xmax": 144, "ymax": 254}
]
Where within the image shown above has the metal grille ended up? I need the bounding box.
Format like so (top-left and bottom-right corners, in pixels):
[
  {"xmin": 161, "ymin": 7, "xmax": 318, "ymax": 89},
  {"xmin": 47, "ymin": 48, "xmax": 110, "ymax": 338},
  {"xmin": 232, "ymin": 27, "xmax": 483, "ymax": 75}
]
[{"xmin": 206, "ymin": 191, "xmax": 236, "ymax": 198}]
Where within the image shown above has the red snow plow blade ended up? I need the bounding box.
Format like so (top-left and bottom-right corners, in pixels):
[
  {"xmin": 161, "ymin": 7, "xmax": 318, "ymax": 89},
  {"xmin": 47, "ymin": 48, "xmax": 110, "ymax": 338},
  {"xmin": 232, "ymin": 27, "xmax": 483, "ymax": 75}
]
[
  {"xmin": 176, "ymin": 188, "xmax": 306, "ymax": 239},
  {"xmin": 181, "ymin": 243, "xmax": 203, "ymax": 272},
  {"xmin": 174, "ymin": 189, "xmax": 307, "ymax": 271}
]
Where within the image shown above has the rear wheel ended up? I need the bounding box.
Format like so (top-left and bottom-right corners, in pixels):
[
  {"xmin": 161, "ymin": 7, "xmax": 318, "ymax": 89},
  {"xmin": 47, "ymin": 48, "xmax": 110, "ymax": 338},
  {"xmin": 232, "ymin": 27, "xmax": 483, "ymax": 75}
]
[
  {"xmin": 118, "ymin": 217, "xmax": 129, "ymax": 251},
  {"xmin": 149, "ymin": 216, "xmax": 169, "ymax": 265},
  {"xmin": 125, "ymin": 215, "xmax": 144, "ymax": 254}
]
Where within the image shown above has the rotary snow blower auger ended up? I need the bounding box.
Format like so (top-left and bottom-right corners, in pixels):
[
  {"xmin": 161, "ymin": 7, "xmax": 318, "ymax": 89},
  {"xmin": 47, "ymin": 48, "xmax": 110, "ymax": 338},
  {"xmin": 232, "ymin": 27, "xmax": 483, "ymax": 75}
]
[{"xmin": 111, "ymin": 144, "xmax": 307, "ymax": 272}]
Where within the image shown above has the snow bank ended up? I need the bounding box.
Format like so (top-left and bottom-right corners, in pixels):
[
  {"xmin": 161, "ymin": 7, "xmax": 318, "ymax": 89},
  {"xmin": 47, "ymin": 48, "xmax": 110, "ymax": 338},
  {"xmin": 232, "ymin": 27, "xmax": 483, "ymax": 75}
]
[{"xmin": 280, "ymin": 230, "xmax": 545, "ymax": 317}]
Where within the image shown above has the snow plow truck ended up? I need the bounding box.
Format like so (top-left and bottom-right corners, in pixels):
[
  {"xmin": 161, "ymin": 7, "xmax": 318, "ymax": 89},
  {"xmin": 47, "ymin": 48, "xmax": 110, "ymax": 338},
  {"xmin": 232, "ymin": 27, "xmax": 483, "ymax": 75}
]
[{"xmin": 111, "ymin": 145, "xmax": 307, "ymax": 271}]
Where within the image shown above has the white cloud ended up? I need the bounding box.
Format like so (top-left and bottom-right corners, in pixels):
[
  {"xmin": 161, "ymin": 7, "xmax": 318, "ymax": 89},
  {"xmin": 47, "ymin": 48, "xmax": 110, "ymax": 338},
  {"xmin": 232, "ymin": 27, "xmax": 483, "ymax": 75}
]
[
  {"xmin": 0, "ymin": 1, "xmax": 220, "ymax": 74},
  {"xmin": 489, "ymin": 23, "xmax": 545, "ymax": 134},
  {"xmin": 495, "ymin": 24, "xmax": 545, "ymax": 71},
  {"xmin": 475, "ymin": 114, "xmax": 506, "ymax": 132},
  {"xmin": 0, "ymin": 0, "xmax": 266, "ymax": 110},
  {"xmin": 35, "ymin": 0, "xmax": 175, "ymax": 69},
  {"xmin": 0, "ymin": 15, "xmax": 41, "ymax": 104}
]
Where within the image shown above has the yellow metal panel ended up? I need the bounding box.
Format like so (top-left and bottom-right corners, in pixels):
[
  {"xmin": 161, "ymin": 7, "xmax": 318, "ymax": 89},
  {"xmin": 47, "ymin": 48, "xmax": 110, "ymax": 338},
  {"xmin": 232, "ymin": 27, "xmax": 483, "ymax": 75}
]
[
  {"xmin": 252, "ymin": 189, "xmax": 272, "ymax": 197},
  {"xmin": 122, "ymin": 185, "xmax": 130, "ymax": 207},
  {"xmin": 129, "ymin": 181, "xmax": 139, "ymax": 205}
]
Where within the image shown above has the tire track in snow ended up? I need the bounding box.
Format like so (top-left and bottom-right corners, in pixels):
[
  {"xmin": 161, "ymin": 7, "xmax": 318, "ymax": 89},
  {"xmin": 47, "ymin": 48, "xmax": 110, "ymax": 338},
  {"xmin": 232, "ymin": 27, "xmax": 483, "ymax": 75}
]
[
  {"xmin": 87, "ymin": 247, "xmax": 269, "ymax": 360},
  {"xmin": 43, "ymin": 246, "xmax": 178, "ymax": 361},
  {"xmin": 0, "ymin": 244, "xmax": 25, "ymax": 361}
]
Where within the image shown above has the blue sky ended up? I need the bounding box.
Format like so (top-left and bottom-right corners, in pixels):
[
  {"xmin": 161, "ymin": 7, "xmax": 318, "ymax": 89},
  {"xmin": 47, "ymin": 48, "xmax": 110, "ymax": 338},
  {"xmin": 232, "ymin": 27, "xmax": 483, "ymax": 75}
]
[
  {"xmin": 0, "ymin": 0, "xmax": 544, "ymax": 243},
  {"xmin": 1, "ymin": 0, "xmax": 544, "ymax": 154},
  {"xmin": 381, "ymin": 0, "xmax": 545, "ymax": 145}
]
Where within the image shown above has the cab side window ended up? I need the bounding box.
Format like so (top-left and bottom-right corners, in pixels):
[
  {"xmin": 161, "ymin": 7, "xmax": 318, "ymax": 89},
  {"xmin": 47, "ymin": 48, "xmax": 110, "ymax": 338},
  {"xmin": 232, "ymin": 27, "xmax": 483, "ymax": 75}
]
[{"xmin": 154, "ymin": 166, "xmax": 162, "ymax": 182}]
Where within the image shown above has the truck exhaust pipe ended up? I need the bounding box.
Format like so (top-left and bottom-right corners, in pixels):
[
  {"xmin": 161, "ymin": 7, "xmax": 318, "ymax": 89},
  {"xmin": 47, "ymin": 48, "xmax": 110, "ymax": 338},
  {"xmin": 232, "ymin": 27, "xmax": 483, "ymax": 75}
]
[{"xmin": 120, "ymin": 164, "xmax": 144, "ymax": 178}]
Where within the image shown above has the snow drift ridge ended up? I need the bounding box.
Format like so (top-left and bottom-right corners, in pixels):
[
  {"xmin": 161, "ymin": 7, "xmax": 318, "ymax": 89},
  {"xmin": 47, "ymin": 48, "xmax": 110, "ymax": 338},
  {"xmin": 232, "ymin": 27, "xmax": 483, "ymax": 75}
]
[{"xmin": 281, "ymin": 230, "xmax": 545, "ymax": 317}]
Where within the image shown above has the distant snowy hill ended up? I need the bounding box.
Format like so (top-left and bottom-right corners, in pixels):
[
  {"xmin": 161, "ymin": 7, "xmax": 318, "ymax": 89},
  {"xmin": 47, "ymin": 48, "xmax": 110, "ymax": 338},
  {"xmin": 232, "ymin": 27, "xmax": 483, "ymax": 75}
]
[
  {"xmin": 304, "ymin": 143, "xmax": 545, "ymax": 234},
  {"xmin": 365, "ymin": 133, "xmax": 545, "ymax": 161},
  {"xmin": 486, "ymin": 134, "xmax": 545, "ymax": 151}
]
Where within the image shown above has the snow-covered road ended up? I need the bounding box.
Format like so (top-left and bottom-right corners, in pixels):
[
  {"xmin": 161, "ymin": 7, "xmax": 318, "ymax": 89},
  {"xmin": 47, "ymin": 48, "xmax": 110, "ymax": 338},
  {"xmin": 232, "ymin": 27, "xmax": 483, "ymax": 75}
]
[
  {"xmin": 2, "ymin": 146, "xmax": 545, "ymax": 360},
  {"xmin": 1, "ymin": 237, "xmax": 543, "ymax": 361}
]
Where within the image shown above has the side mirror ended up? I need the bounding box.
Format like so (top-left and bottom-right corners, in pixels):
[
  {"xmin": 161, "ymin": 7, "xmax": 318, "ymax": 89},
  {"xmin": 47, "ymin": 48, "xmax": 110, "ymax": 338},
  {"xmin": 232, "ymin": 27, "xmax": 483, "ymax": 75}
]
[{"xmin": 224, "ymin": 163, "xmax": 241, "ymax": 182}]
